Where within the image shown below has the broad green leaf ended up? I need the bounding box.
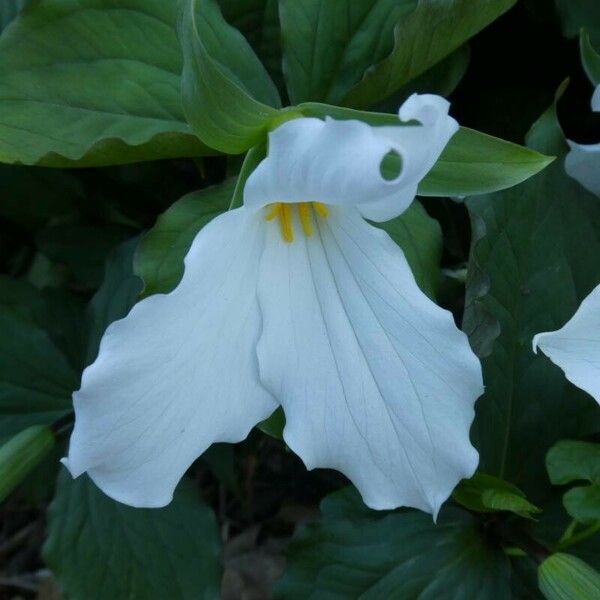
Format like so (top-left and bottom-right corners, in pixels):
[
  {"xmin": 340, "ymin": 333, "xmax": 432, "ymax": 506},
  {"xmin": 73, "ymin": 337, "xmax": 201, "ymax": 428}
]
[
  {"xmin": 419, "ymin": 127, "xmax": 554, "ymax": 197},
  {"xmin": 341, "ymin": 0, "xmax": 517, "ymax": 109},
  {"xmin": 86, "ymin": 237, "xmax": 143, "ymax": 365},
  {"xmin": 179, "ymin": 0, "xmax": 281, "ymax": 153},
  {"xmin": 0, "ymin": 0, "xmax": 210, "ymax": 166},
  {"xmin": 546, "ymin": 441, "xmax": 600, "ymax": 486},
  {"xmin": 275, "ymin": 487, "xmax": 511, "ymax": 599},
  {"xmin": 374, "ymin": 45, "xmax": 471, "ymax": 112},
  {"xmin": 44, "ymin": 473, "xmax": 221, "ymax": 600},
  {"xmin": 0, "ymin": 280, "xmax": 77, "ymax": 440},
  {"xmin": 0, "ymin": 0, "xmax": 28, "ymax": 32},
  {"xmin": 374, "ymin": 201, "xmax": 442, "ymax": 298},
  {"xmin": 135, "ymin": 180, "xmax": 234, "ymax": 297},
  {"xmin": 464, "ymin": 103, "xmax": 600, "ymax": 496},
  {"xmin": 298, "ymin": 104, "xmax": 553, "ymax": 197},
  {"xmin": 0, "ymin": 425, "xmax": 54, "ymax": 502},
  {"xmin": 454, "ymin": 473, "xmax": 540, "ymax": 518},
  {"xmin": 546, "ymin": 441, "xmax": 600, "ymax": 523},
  {"xmin": 538, "ymin": 553, "xmax": 600, "ymax": 600},
  {"xmin": 218, "ymin": 0, "xmax": 283, "ymax": 91},
  {"xmin": 581, "ymin": 30, "xmax": 600, "ymax": 86},
  {"xmin": 279, "ymin": 0, "xmax": 416, "ymax": 104},
  {"xmin": 554, "ymin": 0, "xmax": 600, "ymax": 47}
]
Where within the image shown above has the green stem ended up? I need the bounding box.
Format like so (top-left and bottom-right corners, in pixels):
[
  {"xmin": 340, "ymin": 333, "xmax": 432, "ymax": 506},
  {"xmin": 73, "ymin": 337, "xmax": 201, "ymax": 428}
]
[{"xmin": 555, "ymin": 521, "xmax": 600, "ymax": 552}]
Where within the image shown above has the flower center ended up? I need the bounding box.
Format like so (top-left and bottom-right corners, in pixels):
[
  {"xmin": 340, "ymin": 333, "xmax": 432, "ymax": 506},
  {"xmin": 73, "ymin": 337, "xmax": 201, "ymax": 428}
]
[{"xmin": 264, "ymin": 202, "xmax": 329, "ymax": 243}]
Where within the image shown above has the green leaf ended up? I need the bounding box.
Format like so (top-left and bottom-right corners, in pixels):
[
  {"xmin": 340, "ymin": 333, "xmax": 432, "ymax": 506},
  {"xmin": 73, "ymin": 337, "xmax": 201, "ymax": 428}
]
[
  {"xmin": 546, "ymin": 441, "xmax": 600, "ymax": 523},
  {"xmin": 0, "ymin": 0, "xmax": 210, "ymax": 167},
  {"xmin": 454, "ymin": 473, "xmax": 541, "ymax": 519},
  {"xmin": 0, "ymin": 0, "xmax": 28, "ymax": 32},
  {"xmin": 279, "ymin": 0, "xmax": 417, "ymax": 104},
  {"xmin": 179, "ymin": 0, "xmax": 281, "ymax": 153},
  {"xmin": 341, "ymin": 0, "xmax": 517, "ymax": 109},
  {"xmin": 581, "ymin": 30, "xmax": 600, "ymax": 86},
  {"xmin": 0, "ymin": 425, "xmax": 55, "ymax": 502},
  {"xmin": 135, "ymin": 180, "xmax": 234, "ymax": 298},
  {"xmin": 554, "ymin": 0, "xmax": 600, "ymax": 47},
  {"xmin": 298, "ymin": 104, "xmax": 553, "ymax": 197},
  {"xmin": 538, "ymin": 553, "xmax": 600, "ymax": 600},
  {"xmin": 0, "ymin": 280, "xmax": 77, "ymax": 440},
  {"xmin": 374, "ymin": 201, "xmax": 442, "ymax": 299},
  {"xmin": 275, "ymin": 487, "xmax": 511, "ymax": 599},
  {"xmin": 463, "ymin": 102, "xmax": 600, "ymax": 496},
  {"xmin": 547, "ymin": 441, "xmax": 600, "ymax": 486},
  {"xmin": 43, "ymin": 472, "xmax": 221, "ymax": 600},
  {"xmin": 86, "ymin": 237, "xmax": 143, "ymax": 365},
  {"xmin": 419, "ymin": 127, "xmax": 554, "ymax": 198},
  {"xmin": 218, "ymin": 0, "xmax": 284, "ymax": 91}
]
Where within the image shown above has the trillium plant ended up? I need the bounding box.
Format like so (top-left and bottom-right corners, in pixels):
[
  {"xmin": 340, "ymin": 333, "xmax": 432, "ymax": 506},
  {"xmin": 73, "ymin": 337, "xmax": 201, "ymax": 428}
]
[
  {"xmin": 1, "ymin": 1, "xmax": 600, "ymax": 599},
  {"xmin": 64, "ymin": 94, "xmax": 483, "ymax": 514}
]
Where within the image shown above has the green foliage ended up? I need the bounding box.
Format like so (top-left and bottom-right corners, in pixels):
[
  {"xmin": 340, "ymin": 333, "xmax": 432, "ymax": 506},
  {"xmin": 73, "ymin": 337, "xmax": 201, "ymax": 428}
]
[
  {"xmin": 0, "ymin": 0, "xmax": 29, "ymax": 32},
  {"xmin": 279, "ymin": 0, "xmax": 417, "ymax": 104},
  {"xmin": 581, "ymin": 30, "xmax": 600, "ymax": 86},
  {"xmin": 135, "ymin": 180, "xmax": 234, "ymax": 297},
  {"xmin": 547, "ymin": 441, "xmax": 600, "ymax": 523},
  {"xmin": 0, "ymin": 278, "xmax": 77, "ymax": 440},
  {"xmin": 275, "ymin": 487, "xmax": 511, "ymax": 599},
  {"xmin": 44, "ymin": 473, "xmax": 221, "ymax": 600},
  {"xmin": 554, "ymin": 0, "xmax": 600, "ymax": 46},
  {"xmin": 179, "ymin": 0, "xmax": 281, "ymax": 153},
  {"xmin": 0, "ymin": 0, "xmax": 209, "ymax": 166},
  {"xmin": 341, "ymin": 0, "xmax": 517, "ymax": 108},
  {"xmin": 538, "ymin": 553, "xmax": 600, "ymax": 600},
  {"xmin": 453, "ymin": 473, "xmax": 540, "ymax": 519},
  {"xmin": 0, "ymin": 425, "xmax": 55, "ymax": 502},
  {"xmin": 464, "ymin": 101, "xmax": 600, "ymax": 497}
]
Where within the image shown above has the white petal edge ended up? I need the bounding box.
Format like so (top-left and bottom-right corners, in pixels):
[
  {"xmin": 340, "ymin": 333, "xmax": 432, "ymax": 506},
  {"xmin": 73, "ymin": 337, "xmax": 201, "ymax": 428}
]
[
  {"xmin": 564, "ymin": 140, "xmax": 600, "ymax": 198},
  {"xmin": 533, "ymin": 283, "xmax": 600, "ymax": 406},
  {"xmin": 243, "ymin": 94, "xmax": 457, "ymax": 222},
  {"xmin": 63, "ymin": 209, "xmax": 277, "ymax": 507},
  {"xmin": 256, "ymin": 207, "xmax": 482, "ymax": 516}
]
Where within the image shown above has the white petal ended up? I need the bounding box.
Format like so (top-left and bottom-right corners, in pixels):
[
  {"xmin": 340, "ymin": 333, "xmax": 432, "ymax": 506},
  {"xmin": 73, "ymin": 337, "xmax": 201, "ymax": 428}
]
[
  {"xmin": 533, "ymin": 284, "xmax": 600, "ymax": 406},
  {"xmin": 565, "ymin": 140, "xmax": 600, "ymax": 198},
  {"xmin": 359, "ymin": 94, "xmax": 459, "ymax": 221},
  {"xmin": 244, "ymin": 94, "xmax": 457, "ymax": 221},
  {"xmin": 63, "ymin": 209, "xmax": 277, "ymax": 507},
  {"xmin": 256, "ymin": 208, "xmax": 481, "ymax": 515}
]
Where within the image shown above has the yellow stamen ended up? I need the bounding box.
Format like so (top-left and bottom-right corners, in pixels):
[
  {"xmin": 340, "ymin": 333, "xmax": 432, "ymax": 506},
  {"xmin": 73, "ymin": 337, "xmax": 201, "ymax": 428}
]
[
  {"xmin": 314, "ymin": 202, "xmax": 329, "ymax": 218},
  {"xmin": 280, "ymin": 203, "xmax": 293, "ymax": 242},
  {"xmin": 264, "ymin": 203, "xmax": 280, "ymax": 221},
  {"xmin": 264, "ymin": 202, "xmax": 328, "ymax": 243},
  {"xmin": 297, "ymin": 202, "xmax": 313, "ymax": 237}
]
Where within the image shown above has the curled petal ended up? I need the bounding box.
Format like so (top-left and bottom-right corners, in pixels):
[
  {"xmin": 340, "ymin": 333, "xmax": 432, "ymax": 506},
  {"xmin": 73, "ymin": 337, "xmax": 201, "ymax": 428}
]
[
  {"xmin": 533, "ymin": 284, "xmax": 600, "ymax": 406},
  {"xmin": 565, "ymin": 141, "xmax": 600, "ymax": 198},
  {"xmin": 244, "ymin": 94, "xmax": 457, "ymax": 221},
  {"xmin": 63, "ymin": 209, "xmax": 277, "ymax": 507},
  {"xmin": 256, "ymin": 207, "xmax": 481, "ymax": 515}
]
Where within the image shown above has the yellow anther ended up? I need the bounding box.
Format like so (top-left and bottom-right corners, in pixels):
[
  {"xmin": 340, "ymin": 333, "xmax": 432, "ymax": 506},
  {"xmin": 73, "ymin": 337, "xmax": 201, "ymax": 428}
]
[
  {"xmin": 314, "ymin": 202, "xmax": 329, "ymax": 218},
  {"xmin": 264, "ymin": 203, "xmax": 280, "ymax": 221},
  {"xmin": 297, "ymin": 202, "xmax": 313, "ymax": 237},
  {"xmin": 280, "ymin": 203, "xmax": 294, "ymax": 242},
  {"xmin": 264, "ymin": 201, "xmax": 328, "ymax": 243}
]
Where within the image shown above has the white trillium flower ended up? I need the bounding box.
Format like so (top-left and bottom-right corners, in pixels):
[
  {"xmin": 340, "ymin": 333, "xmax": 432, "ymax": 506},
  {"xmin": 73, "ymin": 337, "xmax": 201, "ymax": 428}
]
[
  {"xmin": 62, "ymin": 94, "xmax": 483, "ymax": 516},
  {"xmin": 564, "ymin": 85, "xmax": 600, "ymax": 197},
  {"xmin": 533, "ymin": 283, "xmax": 600, "ymax": 406}
]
